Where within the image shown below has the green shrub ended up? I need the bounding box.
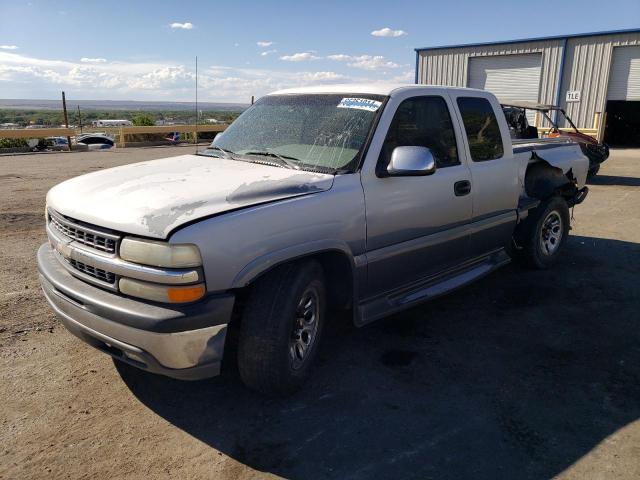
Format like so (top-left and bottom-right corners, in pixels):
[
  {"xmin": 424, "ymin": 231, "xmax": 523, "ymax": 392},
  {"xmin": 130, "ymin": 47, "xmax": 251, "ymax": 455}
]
[
  {"xmin": 132, "ymin": 114, "xmax": 155, "ymax": 126},
  {"xmin": 0, "ymin": 138, "xmax": 29, "ymax": 148}
]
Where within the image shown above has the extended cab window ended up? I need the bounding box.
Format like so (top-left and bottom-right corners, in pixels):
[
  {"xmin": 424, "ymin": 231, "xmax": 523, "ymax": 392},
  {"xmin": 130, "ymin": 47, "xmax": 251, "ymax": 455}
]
[
  {"xmin": 456, "ymin": 97, "xmax": 504, "ymax": 161},
  {"xmin": 380, "ymin": 96, "xmax": 459, "ymax": 169}
]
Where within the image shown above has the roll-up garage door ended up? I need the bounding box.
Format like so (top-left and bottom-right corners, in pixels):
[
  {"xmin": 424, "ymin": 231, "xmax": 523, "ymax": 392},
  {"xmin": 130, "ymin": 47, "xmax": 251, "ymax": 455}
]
[
  {"xmin": 607, "ymin": 45, "xmax": 640, "ymax": 100},
  {"xmin": 468, "ymin": 53, "xmax": 542, "ymax": 123},
  {"xmin": 604, "ymin": 45, "xmax": 640, "ymax": 146}
]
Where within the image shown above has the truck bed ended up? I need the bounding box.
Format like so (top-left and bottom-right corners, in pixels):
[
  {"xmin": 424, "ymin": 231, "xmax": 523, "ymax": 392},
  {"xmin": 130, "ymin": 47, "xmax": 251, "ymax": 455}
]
[{"xmin": 512, "ymin": 136, "xmax": 576, "ymax": 153}]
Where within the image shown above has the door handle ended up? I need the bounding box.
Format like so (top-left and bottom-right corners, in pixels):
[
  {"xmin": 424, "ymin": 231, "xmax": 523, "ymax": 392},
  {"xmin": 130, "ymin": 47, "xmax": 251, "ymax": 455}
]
[{"xmin": 454, "ymin": 180, "xmax": 471, "ymax": 196}]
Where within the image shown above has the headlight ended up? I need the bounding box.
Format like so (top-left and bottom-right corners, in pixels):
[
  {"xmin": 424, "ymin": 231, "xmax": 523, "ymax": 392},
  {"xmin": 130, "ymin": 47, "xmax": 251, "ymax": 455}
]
[{"xmin": 120, "ymin": 237, "xmax": 202, "ymax": 268}]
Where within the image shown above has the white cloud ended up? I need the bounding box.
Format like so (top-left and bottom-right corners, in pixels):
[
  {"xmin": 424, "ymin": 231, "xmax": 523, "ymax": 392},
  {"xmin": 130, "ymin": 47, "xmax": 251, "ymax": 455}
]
[
  {"xmin": 0, "ymin": 45, "xmax": 18, "ymax": 50},
  {"xmin": 389, "ymin": 69, "xmax": 415, "ymax": 82},
  {"xmin": 299, "ymin": 71, "xmax": 347, "ymax": 82},
  {"xmin": 80, "ymin": 57, "xmax": 107, "ymax": 63},
  {"xmin": 280, "ymin": 52, "xmax": 320, "ymax": 62},
  {"xmin": 327, "ymin": 54, "xmax": 351, "ymax": 62},
  {"xmin": 260, "ymin": 49, "xmax": 277, "ymax": 57},
  {"xmin": 170, "ymin": 22, "xmax": 194, "ymax": 30},
  {"xmin": 257, "ymin": 41, "xmax": 274, "ymax": 47},
  {"xmin": 371, "ymin": 27, "xmax": 407, "ymax": 38},
  {"xmin": 328, "ymin": 54, "xmax": 400, "ymax": 70},
  {"xmin": 127, "ymin": 65, "xmax": 195, "ymax": 90},
  {"xmin": 0, "ymin": 51, "xmax": 403, "ymax": 102},
  {"xmin": 199, "ymin": 66, "xmax": 351, "ymax": 100}
]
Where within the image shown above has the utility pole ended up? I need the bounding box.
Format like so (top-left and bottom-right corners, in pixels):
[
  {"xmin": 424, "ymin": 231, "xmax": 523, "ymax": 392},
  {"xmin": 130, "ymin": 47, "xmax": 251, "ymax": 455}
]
[
  {"xmin": 77, "ymin": 105, "xmax": 83, "ymax": 134},
  {"xmin": 62, "ymin": 91, "xmax": 73, "ymax": 151},
  {"xmin": 194, "ymin": 55, "xmax": 198, "ymax": 149}
]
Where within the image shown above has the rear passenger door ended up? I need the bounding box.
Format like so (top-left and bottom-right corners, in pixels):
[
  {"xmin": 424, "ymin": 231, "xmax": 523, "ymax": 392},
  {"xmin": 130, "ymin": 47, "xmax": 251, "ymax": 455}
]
[
  {"xmin": 361, "ymin": 94, "xmax": 473, "ymax": 298},
  {"xmin": 449, "ymin": 93, "xmax": 521, "ymax": 257}
]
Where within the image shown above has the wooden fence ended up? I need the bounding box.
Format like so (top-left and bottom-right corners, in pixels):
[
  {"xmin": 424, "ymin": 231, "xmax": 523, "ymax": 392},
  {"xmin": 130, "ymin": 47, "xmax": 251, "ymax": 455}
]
[{"xmin": 0, "ymin": 124, "xmax": 227, "ymax": 147}]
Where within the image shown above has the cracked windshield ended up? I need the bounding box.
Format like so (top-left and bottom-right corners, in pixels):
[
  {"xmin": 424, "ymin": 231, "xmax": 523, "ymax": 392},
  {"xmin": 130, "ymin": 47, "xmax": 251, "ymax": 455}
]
[{"xmin": 206, "ymin": 94, "xmax": 385, "ymax": 172}]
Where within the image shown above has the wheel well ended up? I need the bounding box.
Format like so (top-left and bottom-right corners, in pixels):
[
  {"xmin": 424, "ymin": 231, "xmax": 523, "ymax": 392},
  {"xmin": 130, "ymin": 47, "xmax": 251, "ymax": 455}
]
[
  {"xmin": 312, "ymin": 251, "xmax": 354, "ymax": 311},
  {"xmin": 231, "ymin": 250, "xmax": 355, "ymax": 323},
  {"xmin": 525, "ymin": 160, "xmax": 579, "ymax": 203}
]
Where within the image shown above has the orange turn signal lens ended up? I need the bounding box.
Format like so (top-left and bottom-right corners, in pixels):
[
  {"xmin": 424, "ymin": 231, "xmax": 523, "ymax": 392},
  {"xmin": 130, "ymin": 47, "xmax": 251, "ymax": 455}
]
[
  {"xmin": 119, "ymin": 278, "xmax": 206, "ymax": 304},
  {"xmin": 167, "ymin": 284, "xmax": 206, "ymax": 303}
]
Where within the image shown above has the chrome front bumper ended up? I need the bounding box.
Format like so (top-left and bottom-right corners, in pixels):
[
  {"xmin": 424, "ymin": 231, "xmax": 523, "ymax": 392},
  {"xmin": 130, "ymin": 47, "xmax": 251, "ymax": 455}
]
[{"xmin": 38, "ymin": 244, "xmax": 234, "ymax": 380}]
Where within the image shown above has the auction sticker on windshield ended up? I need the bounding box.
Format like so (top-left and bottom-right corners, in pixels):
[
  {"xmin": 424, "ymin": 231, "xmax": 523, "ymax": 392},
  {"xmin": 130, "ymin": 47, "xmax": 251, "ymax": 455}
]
[{"xmin": 337, "ymin": 98, "xmax": 382, "ymax": 112}]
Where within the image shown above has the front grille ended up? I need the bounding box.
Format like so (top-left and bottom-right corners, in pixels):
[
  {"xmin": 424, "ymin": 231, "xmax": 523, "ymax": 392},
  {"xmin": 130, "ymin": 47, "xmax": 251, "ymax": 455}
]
[
  {"xmin": 49, "ymin": 210, "xmax": 118, "ymax": 254},
  {"xmin": 68, "ymin": 258, "xmax": 116, "ymax": 284}
]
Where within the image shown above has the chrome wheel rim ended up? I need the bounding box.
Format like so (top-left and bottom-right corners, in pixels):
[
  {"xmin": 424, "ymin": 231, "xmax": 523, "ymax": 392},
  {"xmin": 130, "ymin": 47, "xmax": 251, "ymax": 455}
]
[
  {"xmin": 289, "ymin": 287, "xmax": 319, "ymax": 370},
  {"xmin": 540, "ymin": 211, "xmax": 563, "ymax": 256}
]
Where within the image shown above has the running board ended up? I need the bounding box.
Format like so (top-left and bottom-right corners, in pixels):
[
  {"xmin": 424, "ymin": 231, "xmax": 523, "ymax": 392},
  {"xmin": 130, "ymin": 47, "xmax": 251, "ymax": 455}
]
[{"xmin": 356, "ymin": 250, "xmax": 511, "ymax": 327}]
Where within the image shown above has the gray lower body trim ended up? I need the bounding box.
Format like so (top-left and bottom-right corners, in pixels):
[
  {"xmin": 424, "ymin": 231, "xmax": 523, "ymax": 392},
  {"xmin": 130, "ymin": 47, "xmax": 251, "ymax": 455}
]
[{"xmin": 366, "ymin": 211, "xmax": 515, "ymax": 266}]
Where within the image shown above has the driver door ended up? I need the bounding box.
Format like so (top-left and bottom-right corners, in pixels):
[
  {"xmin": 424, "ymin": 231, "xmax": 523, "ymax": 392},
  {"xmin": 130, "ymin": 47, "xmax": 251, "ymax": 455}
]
[{"xmin": 360, "ymin": 94, "xmax": 473, "ymax": 298}]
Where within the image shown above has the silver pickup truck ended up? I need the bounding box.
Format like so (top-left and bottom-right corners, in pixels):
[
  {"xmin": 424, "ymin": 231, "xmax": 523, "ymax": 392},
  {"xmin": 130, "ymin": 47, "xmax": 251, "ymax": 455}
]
[{"xmin": 38, "ymin": 84, "xmax": 589, "ymax": 395}]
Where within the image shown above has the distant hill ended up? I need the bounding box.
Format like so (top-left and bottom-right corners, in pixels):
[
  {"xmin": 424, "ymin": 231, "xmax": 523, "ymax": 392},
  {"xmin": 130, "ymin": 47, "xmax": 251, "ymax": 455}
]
[{"xmin": 0, "ymin": 99, "xmax": 249, "ymax": 112}]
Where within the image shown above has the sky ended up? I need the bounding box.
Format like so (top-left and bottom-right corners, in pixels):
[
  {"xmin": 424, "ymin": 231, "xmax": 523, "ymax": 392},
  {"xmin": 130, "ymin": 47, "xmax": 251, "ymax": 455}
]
[{"xmin": 1, "ymin": 0, "xmax": 638, "ymax": 103}]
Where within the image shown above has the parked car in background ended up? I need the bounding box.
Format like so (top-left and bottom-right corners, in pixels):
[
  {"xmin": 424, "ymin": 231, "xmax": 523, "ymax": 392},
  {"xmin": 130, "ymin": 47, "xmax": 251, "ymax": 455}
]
[
  {"xmin": 501, "ymin": 101, "xmax": 609, "ymax": 179},
  {"xmin": 45, "ymin": 137, "xmax": 70, "ymax": 151},
  {"xmin": 90, "ymin": 119, "xmax": 132, "ymax": 127},
  {"xmin": 74, "ymin": 134, "xmax": 115, "ymax": 150},
  {"xmin": 39, "ymin": 85, "xmax": 590, "ymax": 396},
  {"xmin": 28, "ymin": 137, "xmax": 69, "ymax": 152}
]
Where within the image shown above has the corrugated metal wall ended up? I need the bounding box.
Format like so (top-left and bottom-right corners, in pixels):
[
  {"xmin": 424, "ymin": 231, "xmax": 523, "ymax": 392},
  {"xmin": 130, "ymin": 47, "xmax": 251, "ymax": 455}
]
[
  {"xmin": 417, "ymin": 31, "xmax": 640, "ymax": 131},
  {"xmin": 418, "ymin": 39, "xmax": 563, "ymax": 107},
  {"xmin": 561, "ymin": 32, "xmax": 640, "ymax": 129}
]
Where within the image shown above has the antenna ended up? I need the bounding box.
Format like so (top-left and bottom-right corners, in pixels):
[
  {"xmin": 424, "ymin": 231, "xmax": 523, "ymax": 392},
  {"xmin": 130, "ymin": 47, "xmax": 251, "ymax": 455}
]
[{"xmin": 195, "ymin": 55, "xmax": 198, "ymax": 152}]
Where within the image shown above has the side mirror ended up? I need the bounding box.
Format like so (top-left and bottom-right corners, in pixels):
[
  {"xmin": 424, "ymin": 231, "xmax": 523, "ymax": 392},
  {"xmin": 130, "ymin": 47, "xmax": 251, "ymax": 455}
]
[{"xmin": 386, "ymin": 146, "xmax": 436, "ymax": 177}]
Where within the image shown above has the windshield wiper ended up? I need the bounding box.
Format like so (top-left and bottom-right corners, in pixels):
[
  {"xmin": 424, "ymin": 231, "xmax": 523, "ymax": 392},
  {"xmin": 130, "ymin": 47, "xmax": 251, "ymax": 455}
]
[
  {"xmin": 243, "ymin": 150, "xmax": 301, "ymax": 170},
  {"xmin": 197, "ymin": 146, "xmax": 236, "ymax": 159}
]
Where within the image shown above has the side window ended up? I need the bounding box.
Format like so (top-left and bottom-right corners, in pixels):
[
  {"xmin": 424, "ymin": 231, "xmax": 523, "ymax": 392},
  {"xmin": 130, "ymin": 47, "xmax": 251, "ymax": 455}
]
[
  {"xmin": 380, "ymin": 96, "xmax": 459, "ymax": 169},
  {"xmin": 456, "ymin": 97, "xmax": 504, "ymax": 161}
]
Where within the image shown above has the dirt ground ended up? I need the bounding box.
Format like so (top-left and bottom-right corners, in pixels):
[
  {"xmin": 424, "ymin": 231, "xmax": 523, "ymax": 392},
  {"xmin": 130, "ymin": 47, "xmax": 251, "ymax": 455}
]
[{"xmin": 1, "ymin": 146, "xmax": 639, "ymax": 480}]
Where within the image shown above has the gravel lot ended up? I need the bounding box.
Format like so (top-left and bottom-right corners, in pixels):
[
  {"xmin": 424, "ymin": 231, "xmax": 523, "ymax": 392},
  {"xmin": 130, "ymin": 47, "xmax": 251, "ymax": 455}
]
[{"xmin": 1, "ymin": 146, "xmax": 639, "ymax": 479}]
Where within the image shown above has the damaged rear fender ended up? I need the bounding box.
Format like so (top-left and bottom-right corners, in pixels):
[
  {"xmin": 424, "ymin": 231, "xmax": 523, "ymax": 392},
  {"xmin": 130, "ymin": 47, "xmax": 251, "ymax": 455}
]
[{"xmin": 525, "ymin": 158, "xmax": 587, "ymax": 207}]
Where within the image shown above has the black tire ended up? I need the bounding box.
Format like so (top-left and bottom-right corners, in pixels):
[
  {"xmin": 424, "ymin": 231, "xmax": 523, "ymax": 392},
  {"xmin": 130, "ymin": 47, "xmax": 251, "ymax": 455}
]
[
  {"xmin": 237, "ymin": 260, "xmax": 326, "ymax": 396},
  {"xmin": 516, "ymin": 196, "xmax": 570, "ymax": 270}
]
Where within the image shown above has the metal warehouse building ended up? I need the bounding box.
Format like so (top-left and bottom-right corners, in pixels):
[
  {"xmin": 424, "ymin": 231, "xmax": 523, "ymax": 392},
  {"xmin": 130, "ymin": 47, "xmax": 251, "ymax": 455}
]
[{"xmin": 415, "ymin": 28, "xmax": 640, "ymax": 146}]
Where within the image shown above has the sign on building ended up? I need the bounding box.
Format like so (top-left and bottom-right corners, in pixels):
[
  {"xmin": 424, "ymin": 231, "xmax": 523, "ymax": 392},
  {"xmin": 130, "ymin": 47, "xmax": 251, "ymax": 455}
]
[{"xmin": 566, "ymin": 90, "xmax": 581, "ymax": 102}]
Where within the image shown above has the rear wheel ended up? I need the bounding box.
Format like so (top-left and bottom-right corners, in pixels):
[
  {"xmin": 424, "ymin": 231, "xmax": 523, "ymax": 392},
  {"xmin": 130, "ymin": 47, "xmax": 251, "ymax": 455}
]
[
  {"xmin": 515, "ymin": 196, "xmax": 570, "ymax": 269},
  {"xmin": 237, "ymin": 260, "xmax": 326, "ymax": 396}
]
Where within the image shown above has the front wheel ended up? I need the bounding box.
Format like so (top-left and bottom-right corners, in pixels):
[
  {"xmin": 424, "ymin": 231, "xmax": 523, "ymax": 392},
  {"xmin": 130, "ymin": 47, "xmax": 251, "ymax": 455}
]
[
  {"xmin": 237, "ymin": 260, "xmax": 326, "ymax": 396},
  {"xmin": 515, "ymin": 196, "xmax": 570, "ymax": 269}
]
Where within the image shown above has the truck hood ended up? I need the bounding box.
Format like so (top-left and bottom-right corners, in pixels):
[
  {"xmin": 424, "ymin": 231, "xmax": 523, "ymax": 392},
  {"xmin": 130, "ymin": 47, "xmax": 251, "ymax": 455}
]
[{"xmin": 47, "ymin": 154, "xmax": 334, "ymax": 239}]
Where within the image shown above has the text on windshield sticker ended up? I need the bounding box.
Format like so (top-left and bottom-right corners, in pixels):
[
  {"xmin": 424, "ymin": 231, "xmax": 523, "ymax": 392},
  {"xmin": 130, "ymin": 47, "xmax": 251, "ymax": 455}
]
[{"xmin": 337, "ymin": 98, "xmax": 382, "ymax": 112}]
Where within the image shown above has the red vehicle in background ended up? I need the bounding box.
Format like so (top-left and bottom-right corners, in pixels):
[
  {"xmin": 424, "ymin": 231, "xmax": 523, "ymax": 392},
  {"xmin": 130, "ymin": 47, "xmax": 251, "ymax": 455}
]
[{"xmin": 502, "ymin": 102, "xmax": 609, "ymax": 179}]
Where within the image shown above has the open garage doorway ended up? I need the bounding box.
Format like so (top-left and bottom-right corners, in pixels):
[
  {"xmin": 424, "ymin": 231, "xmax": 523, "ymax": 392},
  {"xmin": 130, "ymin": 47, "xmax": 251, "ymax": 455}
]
[
  {"xmin": 604, "ymin": 101, "xmax": 640, "ymax": 147},
  {"xmin": 604, "ymin": 45, "xmax": 640, "ymax": 147}
]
